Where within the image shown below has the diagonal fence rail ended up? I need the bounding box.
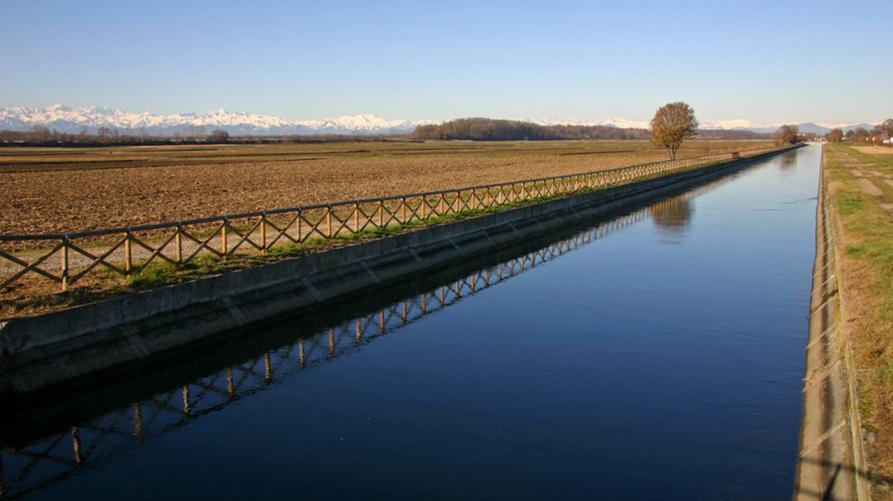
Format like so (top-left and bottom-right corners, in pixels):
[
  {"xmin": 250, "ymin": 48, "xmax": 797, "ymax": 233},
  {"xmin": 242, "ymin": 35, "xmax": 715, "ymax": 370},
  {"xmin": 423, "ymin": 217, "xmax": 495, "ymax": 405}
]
[{"xmin": 0, "ymin": 147, "xmax": 779, "ymax": 294}]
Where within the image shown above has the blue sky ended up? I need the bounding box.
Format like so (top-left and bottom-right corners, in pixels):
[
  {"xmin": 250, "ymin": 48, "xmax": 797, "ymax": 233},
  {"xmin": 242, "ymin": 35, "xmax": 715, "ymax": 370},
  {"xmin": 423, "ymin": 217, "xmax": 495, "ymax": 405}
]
[{"xmin": 1, "ymin": 0, "xmax": 890, "ymax": 124}]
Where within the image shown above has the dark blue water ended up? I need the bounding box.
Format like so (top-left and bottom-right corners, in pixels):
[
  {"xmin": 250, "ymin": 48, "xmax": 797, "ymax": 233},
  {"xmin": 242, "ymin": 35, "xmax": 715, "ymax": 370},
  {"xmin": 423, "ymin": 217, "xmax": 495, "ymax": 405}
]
[{"xmin": 1, "ymin": 147, "xmax": 820, "ymax": 500}]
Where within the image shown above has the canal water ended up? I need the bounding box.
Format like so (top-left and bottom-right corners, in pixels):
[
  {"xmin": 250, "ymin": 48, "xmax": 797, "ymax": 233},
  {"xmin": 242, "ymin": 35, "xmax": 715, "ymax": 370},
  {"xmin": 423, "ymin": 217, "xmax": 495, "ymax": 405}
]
[{"xmin": 1, "ymin": 146, "xmax": 821, "ymax": 500}]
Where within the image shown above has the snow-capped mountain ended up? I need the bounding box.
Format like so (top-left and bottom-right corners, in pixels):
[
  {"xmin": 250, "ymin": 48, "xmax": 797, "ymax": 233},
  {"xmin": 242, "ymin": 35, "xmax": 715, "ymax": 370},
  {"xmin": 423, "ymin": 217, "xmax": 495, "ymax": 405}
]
[
  {"xmin": 698, "ymin": 119, "xmax": 881, "ymax": 135},
  {"xmin": 532, "ymin": 117, "xmax": 650, "ymax": 129},
  {"xmin": 699, "ymin": 119, "xmax": 769, "ymax": 131},
  {"xmin": 0, "ymin": 104, "xmax": 423, "ymax": 136}
]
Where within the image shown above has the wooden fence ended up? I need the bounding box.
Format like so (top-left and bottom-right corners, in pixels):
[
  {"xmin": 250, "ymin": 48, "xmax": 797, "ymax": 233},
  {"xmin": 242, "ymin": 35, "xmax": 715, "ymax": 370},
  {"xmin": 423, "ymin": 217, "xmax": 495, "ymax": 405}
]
[{"xmin": 0, "ymin": 147, "xmax": 779, "ymax": 293}]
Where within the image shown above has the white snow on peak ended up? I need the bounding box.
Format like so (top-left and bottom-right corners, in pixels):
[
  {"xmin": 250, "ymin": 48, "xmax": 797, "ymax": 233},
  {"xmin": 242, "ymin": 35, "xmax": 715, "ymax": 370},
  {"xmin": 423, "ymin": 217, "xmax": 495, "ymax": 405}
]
[
  {"xmin": 698, "ymin": 119, "xmax": 764, "ymax": 130},
  {"xmin": 0, "ymin": 105, "xmax": 424, "ymax": 135},
  {"xmin": 532, "ymin": 117, "xmax": 650, "ymax": 129}
]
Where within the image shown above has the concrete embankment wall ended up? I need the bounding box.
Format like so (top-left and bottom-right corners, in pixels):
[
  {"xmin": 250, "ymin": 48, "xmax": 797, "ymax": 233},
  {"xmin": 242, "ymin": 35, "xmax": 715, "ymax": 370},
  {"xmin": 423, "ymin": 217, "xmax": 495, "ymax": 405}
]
[
  {"xmin": 0, "ymin": 147, "xmax": 799, "ymax": 395},
  {"xmin": 795, "ymin": 147, "xmax": 872, "ymax": 501}
]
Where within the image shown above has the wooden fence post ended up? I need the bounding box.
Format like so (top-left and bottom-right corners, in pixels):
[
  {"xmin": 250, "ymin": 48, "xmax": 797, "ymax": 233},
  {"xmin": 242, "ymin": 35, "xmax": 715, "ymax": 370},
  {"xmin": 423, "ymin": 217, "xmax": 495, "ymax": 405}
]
[
  {"xmin": 326, "ymin": 209, "xmax": 333, "ymax": 238},
  {"xmin": 124, "ymin": 232, "xmax": 133, "ymax": 274},
  {"xmin": 61, "ymin": 236, "xmax": 69, "ymax": 292},
  {"xmin": 220, "ymin": 223, "xmax": 228, "ymax": 257},
  {"xmin": 260, "ymin": 214, "xmax": 267, "ymax": 251},
  {"xmin": 175, "ymin": 226, "xmax": 183, "ymax": 263}
]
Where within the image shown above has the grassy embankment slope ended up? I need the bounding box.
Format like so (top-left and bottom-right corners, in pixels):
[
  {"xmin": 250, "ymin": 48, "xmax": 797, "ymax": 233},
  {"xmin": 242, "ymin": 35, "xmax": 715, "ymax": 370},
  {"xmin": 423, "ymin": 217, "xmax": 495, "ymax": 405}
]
[{"xmin": 825, "ymin": 143, "xmax": 893, "ymax": 492}]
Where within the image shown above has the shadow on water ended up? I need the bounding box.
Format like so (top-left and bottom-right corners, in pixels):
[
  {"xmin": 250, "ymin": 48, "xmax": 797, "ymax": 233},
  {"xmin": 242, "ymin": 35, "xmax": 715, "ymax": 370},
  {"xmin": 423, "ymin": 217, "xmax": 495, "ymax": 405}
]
[{"xmin": 0, "ymin": 162, "xmax": 776, "ymax": 499}]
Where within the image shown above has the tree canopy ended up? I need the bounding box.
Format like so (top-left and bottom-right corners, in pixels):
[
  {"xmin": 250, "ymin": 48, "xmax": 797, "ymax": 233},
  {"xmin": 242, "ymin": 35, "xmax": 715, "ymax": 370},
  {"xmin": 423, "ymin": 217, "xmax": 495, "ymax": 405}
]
[
  {"xmin": 650, "ymin": 102, "xmax": 698, "ymax": 159},
  {"xmin": 825, "ymin": 128, "xmax": 844, "ymax": 142},
  {"xmin": 775, "ymin": 125, "xmax": 799, "ymax": 145},
  {"xmin": 412, "ymin": 118, "xmax": 648, "ymax": 141}
]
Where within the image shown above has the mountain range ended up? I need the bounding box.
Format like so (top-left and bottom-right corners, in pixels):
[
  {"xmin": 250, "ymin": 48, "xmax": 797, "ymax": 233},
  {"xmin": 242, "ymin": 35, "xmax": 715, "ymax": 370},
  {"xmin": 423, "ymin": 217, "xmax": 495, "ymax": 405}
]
[
  {"xmin": 0, "ymin": 105, "xmax": 879, "ymax": 137},
  {"xmin": 0, "ymin": 105, "xmax": 422, "ymax": 136}
]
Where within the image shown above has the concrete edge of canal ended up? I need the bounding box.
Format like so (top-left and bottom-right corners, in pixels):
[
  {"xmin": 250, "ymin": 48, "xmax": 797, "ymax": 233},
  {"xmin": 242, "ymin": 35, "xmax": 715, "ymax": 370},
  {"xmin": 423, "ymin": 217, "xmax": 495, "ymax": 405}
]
[
  {"xmin": 795, "ymin": 145, "xmax": 872, "ymax": 501},
  {"xmin": 0, "ymin": 146, "xmax": 801, "ymax": 396}
]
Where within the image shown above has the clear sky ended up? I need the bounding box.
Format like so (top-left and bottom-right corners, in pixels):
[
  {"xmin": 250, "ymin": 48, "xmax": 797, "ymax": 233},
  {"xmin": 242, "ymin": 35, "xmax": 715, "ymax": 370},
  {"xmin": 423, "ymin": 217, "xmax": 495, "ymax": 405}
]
[{"xmin": 1, "ymin": 0, "xmax": 890, "ymax": 124}]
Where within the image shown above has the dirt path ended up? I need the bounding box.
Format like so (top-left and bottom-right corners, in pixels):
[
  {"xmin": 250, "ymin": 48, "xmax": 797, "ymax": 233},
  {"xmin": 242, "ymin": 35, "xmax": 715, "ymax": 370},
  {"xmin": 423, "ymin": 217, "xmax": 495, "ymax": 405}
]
[{"xmin": 839, "ymin": 151, "xmax": 893, "ymax": 213}]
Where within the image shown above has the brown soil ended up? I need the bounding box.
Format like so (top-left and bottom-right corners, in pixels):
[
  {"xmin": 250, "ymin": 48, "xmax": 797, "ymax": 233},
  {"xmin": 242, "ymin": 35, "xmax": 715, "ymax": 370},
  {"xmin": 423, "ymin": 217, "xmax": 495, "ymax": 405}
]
[{"xmin": 1, "ymin": 140, "xmax": 770, "ymax": 235}]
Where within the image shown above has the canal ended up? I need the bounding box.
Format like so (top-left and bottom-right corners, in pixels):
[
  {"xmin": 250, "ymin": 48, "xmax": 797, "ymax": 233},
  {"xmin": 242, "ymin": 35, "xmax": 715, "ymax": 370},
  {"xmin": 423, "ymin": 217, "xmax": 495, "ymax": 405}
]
[{"xmin": 0, "ymin": 146, "xmax": 821, "ymax": 500}]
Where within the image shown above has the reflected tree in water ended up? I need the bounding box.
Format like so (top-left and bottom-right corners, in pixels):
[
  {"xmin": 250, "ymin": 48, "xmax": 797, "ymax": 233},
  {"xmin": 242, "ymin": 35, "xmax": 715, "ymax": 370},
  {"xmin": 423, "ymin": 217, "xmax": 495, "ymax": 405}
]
[
  {"xmin": 779, "ymin": 152, "xmax": 798, "ymax": 170},
  {"xmin": 649, "ymin": 195, "xmax": 694, "ymax": 234}
]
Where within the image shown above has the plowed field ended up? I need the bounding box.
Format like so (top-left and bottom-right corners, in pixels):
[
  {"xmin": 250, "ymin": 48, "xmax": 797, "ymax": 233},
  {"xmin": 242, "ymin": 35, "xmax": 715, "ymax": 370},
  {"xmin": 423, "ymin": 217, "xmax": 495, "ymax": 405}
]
[{"xmin": 1, "ymin": 139, "xmax": 771, "ymax": 235}]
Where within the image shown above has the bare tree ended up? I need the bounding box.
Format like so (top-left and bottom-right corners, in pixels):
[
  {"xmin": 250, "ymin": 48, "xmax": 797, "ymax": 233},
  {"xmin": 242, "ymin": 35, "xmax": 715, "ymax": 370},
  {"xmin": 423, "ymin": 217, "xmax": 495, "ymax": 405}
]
[
  {"xmin": 851, "ymin": 127, "xmax": 870, "ymax": 143},
  {"xmin": 26, "ymin": 125, "xmax": 52, "ymax": 143},
  {"xmin": 825, "ymin": 128, "xmax": 844, "ymax": 142},
  {"xmin": 187, "ymin": 125, "xmax": 206, "ymax": 138},
  {"xmin": 208, "ymin": 129, "xmax": 230, "ymax": 143},
  {"xmin": 880, "ymin": 119, "xmax": 893, "ymax": 140},
  {"xmin": 650, "ymin": 102, "xmax": 698, "ymax": 159},
  {"xmin": 775, "ymin": 125, "xmax": 799, "ymax": 145}
]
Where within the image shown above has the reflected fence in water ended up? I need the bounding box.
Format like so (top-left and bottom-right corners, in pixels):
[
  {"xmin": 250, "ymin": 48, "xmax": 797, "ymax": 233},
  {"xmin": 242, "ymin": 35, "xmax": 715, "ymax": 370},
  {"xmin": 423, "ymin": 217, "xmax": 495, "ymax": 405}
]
[{"xmin": 0, "ymin": 178, "xmax": 736, "ymax": 499}]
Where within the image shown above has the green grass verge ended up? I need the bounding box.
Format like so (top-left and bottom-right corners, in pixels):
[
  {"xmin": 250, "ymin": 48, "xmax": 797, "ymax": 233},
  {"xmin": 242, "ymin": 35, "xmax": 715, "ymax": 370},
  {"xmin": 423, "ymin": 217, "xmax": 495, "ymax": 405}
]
[{"xmin": 826, "ymin": 144, "xmax": 893, "ymax": 419}]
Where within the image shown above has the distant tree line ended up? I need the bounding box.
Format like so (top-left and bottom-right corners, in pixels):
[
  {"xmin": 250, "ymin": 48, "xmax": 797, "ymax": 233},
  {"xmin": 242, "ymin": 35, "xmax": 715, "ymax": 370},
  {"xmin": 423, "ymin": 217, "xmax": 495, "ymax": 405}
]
[
  {"xmin": 412, "ymin": 118, "xmax": 649, "ymax": 141},
  {"xmin": 0, "ymin": 126, "xmax": 232, "ymax": 146},
  {"xmin": 0, "ymin": 126, "xmax": 410, "ymax": 147},
  {"xmin": 824, "ymin": 119, "xmax": 893, "ymax": 144},
  {"xmin": 413, "ymin": 117, "xmax": 770, "ymax": 142}
]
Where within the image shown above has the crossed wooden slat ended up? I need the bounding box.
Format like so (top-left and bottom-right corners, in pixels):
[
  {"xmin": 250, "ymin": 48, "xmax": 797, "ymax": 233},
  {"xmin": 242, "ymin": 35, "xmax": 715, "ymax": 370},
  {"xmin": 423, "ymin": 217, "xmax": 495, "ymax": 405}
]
[{"xmin": 0, "ymin": 244, "xmax": 64, "ymax": 288}]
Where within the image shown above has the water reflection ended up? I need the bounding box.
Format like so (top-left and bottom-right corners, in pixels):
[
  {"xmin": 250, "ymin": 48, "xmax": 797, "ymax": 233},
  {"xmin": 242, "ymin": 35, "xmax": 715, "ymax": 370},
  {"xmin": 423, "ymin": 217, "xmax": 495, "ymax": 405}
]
[
  {"xmin": 648, "ymin": 173, "xmax": 741, "ymax": 239},
  {"xmin": 650, "ymin": 196, "xmax": 694, "ymax": 235},
  {"xmin": 779, "ymin": 151, "xmax": 799, "ymax": 171},
  {"xmin": 0, "ymin": 167, "xmax": 749, "ymax": 499}
]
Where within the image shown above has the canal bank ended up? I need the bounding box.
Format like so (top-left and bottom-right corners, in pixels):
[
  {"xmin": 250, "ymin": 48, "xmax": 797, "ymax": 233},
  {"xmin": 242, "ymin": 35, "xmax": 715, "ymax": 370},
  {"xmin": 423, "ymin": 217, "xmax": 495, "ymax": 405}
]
[
  {"xmin": 0, "ymin": 146, "xmax": 800, "ymax": 395},
  {"xmin": 796, "ymin": 145, "xmax": 884, "ymax": 501}
]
